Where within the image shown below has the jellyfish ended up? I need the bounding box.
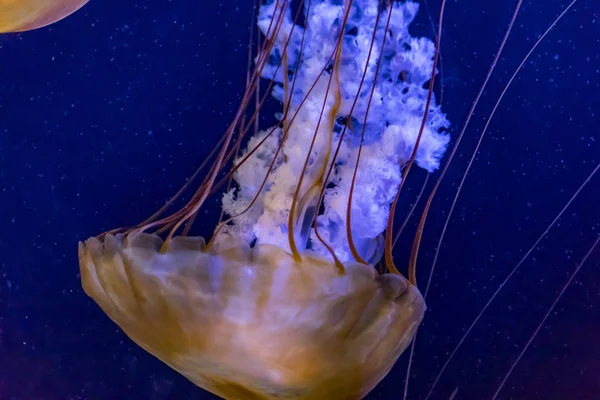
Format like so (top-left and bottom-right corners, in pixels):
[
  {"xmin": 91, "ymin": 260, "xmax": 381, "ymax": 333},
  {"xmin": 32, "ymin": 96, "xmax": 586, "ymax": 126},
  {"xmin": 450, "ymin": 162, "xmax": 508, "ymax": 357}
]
[
  {"xmin": 0, "ymin": 0, "xmax": 88, "ymax": 33},
  {"xmin": 77, "ymin": 0, "xmax": 599, "ymax": 399},
  {"xmin": 78, "ymin": 0, "xmax": 449, "ymax": 398}
]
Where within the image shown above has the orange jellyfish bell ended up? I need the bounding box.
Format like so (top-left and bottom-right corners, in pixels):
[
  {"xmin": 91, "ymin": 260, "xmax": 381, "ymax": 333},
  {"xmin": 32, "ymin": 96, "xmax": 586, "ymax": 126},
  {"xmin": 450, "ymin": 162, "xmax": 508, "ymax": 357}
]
[
  {"xmin": 0, "ymin": 0, "xmax": 88, "ymax": 33},
  {"xmin": 79, "ymin": 233, "xmax": 425, "ymax": 399},
  {"xmin": 79, "ymin": 0, "xmax": 450, "ymax": 398}
]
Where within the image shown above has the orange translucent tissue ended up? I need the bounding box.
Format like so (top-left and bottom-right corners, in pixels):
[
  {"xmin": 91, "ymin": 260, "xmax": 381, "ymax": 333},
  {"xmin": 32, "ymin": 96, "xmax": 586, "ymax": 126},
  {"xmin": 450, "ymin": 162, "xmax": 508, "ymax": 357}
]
[
  {"xmin": 79, "ymin": 233, "xmax": 425, "ymax": 399},
  {"xmin": 0, "ymin": 0, "xmax": 87, "ymax": 33}
]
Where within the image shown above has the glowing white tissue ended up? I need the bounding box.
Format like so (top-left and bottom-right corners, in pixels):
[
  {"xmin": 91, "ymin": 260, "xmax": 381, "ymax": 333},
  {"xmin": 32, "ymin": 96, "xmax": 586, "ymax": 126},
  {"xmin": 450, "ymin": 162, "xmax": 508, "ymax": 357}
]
[{"xmin": 218, "ymin": 0, "xmax": 450, "ymax": 264}]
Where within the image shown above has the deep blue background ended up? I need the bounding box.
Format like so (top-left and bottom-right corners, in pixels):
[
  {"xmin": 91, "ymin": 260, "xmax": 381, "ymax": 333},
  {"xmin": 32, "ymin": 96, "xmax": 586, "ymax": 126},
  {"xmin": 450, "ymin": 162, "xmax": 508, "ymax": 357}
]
[{"xmin": 0, "ymin": 1, "xmax": 599, "ymax": 399}]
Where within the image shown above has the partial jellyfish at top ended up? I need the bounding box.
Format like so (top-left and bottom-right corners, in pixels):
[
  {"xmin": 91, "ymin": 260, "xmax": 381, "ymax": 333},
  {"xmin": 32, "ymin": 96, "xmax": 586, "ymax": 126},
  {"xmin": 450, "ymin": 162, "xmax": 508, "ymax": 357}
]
[{"xmin": 0, "ymin": 0, "xmax": 88, "ymax": 33}]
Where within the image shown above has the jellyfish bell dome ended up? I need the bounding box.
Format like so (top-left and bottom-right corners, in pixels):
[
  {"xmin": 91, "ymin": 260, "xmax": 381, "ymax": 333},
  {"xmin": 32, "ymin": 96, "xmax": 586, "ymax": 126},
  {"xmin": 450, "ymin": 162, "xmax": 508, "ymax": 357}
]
[
  {"xmin": 79, "ymin": 232, "xmax": 425, "ymax": 399},
  {"xmin": 0, "ymin": 0, "xmax": 88, "ymax": 33}
]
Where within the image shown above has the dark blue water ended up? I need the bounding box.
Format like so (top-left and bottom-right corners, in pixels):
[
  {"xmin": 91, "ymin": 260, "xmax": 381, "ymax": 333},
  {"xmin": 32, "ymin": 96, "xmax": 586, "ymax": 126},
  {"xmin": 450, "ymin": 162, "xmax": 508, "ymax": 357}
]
[{"xmin": 0, "ymin": 1, "xmax": 598, "ymax": 399}]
